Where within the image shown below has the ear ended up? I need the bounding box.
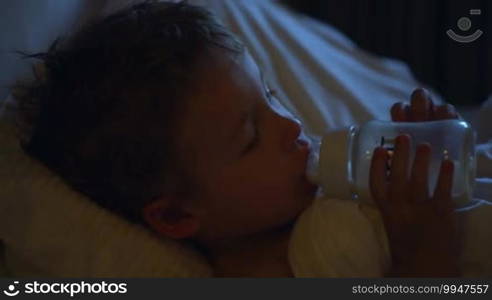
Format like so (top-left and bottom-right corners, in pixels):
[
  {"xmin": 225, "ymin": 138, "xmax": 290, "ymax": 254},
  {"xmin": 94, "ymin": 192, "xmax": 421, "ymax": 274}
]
[{"xmin": 142, "ymin": 198, "xmax": 200, "ymax": 240}]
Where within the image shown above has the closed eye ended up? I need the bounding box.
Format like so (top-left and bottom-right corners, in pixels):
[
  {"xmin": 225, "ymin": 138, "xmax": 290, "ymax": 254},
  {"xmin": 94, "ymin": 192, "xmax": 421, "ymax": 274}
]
[
  {"xmin": 242, "ymin": 103, "xmax": 260, "ymax": 155},
  {"xmin": 241, "ymin": 73, "xmax": 276, "ymax": 155},
  {"xmin": 243, "ymin": 88, "xmax": 276, "ymax": 155},
  {"xmin": 243, "ymin": 124, "xmax": 259, "ymax": 154}
]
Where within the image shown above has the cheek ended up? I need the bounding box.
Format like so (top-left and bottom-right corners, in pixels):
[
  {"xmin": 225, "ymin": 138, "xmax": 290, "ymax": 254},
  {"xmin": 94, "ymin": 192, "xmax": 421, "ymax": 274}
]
[
  {"xmin": 203, "ymin": 149, "xmax": 308, "ymax": 204},
  {"xmin": 231, "ymin": 167, "xmax": 295, "ymax": 193},
  {"xmin": 206, "ymin": 167, "xmax": 291, "ymax": 209},
  {"xmin": 200, "ymin": 166, "xmax": 312, "ymax": 236},
  {"xmin": 219, "ymin": 170, "xmax": 304, "ymax": 212}
]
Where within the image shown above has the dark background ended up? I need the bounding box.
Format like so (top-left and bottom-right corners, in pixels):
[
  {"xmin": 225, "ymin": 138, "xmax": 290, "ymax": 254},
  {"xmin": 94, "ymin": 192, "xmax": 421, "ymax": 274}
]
[{"xmin": 283, "ymin": 0, "xmax": 492, "ymax": 106}]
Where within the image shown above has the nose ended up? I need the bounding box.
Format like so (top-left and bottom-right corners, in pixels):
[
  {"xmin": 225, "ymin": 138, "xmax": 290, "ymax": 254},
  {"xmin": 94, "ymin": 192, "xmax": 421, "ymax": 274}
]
[{"xmin": 280, "ymin": 115, "xmax": 302, "ymax": 152}]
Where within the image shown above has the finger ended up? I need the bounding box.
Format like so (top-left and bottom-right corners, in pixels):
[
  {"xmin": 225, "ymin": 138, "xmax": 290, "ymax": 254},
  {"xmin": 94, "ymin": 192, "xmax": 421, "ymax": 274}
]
[
  {"xmin": 370, "ymin": 146, "xmax": 389, "ymax": 207},
  {"xmin": 391, "ymin": 102, "xmax": 408, "ymax": 122},
  {"xmin": 409, "ymin": 143, "xmax": 431, "ymax": 203},
  {"xmin": 434, "ymin": 104, "xmax": 458, "ymax": 120},
  {"xmin": 433, "ymin": 159, "xmax": 455, "ymax": 215},
  {"xmin": 389, "ymin": 134, "xmax": 411, "ymax": 204},
  {"xmin": 410, "ymin": 88, "xmax": 432, "ymax": 121}
]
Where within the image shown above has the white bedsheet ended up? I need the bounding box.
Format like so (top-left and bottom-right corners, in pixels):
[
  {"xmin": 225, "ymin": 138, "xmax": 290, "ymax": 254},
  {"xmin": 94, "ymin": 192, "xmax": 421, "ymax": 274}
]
[{"xmin": 106, "ymin": 0, "xmax": 443, "ymax": 136}]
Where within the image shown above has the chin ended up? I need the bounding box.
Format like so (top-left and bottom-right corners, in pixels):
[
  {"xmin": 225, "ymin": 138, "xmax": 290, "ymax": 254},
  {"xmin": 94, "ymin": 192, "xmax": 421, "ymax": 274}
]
[
  {"xmin": 280, "ymin": 207, "xmax": 308, "ymax": 231},
  {"xmin": 300, "ymin": 175, "xmax": 319, "ymax": 199}
]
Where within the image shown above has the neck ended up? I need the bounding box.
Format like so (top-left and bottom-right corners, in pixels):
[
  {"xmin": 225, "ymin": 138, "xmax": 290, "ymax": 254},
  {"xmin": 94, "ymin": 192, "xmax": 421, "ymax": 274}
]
[{"xmin": 200, "ymin": 224, "xmax": 294, "ymax": 277}]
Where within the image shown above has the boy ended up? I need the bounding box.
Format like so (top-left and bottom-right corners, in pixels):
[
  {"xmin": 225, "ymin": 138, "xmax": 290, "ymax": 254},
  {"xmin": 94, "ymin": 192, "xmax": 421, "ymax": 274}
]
[{"xmin": 13, "ymin": 0, "xmax": 460, "ymax": 277}]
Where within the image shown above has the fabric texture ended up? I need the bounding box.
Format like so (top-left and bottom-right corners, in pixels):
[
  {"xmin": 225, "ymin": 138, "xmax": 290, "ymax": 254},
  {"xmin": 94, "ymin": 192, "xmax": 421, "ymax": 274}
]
[
  {"xmin": 289, "ymin": 196, "xmax": 492, "ymax": 278},
  {"xmin": 0, "ymin": 118, "xmax": 212, "ymax": 277},
  {"xmin": 288, "ymin": 197, "xmax": 390, "ymax": 277}
]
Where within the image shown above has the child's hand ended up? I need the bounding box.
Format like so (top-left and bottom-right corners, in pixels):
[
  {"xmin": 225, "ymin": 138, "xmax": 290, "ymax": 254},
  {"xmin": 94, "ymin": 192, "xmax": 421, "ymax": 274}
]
[
  {"xmin": 391, "ymin": 88, "xmax": 460, "ymax": 122},
  {"xmin": 370, "ymin": 134, "xmax": 461, "ymax": 277}
]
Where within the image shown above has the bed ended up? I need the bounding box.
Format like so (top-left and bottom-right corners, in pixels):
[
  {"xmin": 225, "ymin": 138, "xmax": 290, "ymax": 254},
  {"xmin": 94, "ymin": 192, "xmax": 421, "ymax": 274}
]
[{"xmin": 1, "ymin": 0, "xmax": 491, "ymax": 277}]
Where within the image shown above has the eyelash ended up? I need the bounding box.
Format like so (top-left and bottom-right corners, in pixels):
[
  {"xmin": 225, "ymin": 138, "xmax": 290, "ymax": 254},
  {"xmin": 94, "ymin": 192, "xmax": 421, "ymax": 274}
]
[
  {"xmin": 244, "ymin": 125, "xmax": 259, "ymax": 154},
  {"xmin": 243, "ymin": 88, "xmax": 277, "ymax": 154}
]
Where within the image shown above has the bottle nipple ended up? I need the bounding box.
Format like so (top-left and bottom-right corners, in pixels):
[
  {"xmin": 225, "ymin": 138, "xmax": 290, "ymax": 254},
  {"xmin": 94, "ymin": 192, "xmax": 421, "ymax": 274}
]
[{"xmin": 305, "ymin": 136, "xmax": 321, "ymax": 185}]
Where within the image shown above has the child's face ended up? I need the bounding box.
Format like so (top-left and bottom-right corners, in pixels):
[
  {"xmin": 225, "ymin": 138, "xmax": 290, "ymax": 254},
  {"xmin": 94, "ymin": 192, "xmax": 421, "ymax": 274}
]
[{"xmin": 175, "ymin": 50, "xmax": 318, "ymax": 241}]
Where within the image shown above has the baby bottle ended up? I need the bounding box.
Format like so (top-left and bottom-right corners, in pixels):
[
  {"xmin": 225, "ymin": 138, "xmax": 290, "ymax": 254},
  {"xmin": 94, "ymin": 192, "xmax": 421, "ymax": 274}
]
[{"xmin": 306, "ymin": 119, "xmax": 476, "ymax": 208}]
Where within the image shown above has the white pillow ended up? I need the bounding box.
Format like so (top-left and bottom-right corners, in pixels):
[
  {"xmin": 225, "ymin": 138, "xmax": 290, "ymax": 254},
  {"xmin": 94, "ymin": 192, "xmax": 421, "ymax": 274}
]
[{"xmin": 0, "ymin": 108, "xmax": 212, "ymax": 277}]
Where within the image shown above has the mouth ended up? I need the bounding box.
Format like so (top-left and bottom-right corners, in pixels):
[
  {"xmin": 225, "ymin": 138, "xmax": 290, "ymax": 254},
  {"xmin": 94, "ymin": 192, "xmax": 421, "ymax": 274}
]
[{"xmin": 295, "ymin": 138, "xmax": 311, "ymax": 152}]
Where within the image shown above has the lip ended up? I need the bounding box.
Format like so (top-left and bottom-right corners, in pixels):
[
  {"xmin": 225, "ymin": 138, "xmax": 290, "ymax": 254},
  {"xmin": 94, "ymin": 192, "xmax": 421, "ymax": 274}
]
[{"xmin": 296, "ymin": 138, "xmax": 310, "ymax": 148}]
